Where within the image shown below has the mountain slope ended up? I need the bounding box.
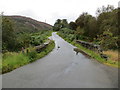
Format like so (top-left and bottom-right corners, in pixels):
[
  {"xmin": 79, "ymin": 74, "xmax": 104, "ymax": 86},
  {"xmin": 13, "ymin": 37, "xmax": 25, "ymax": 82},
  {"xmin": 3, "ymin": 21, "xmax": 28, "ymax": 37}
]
[{"xmin": 5, "ymin": 15, "xmax": 52, "ymax": 33}]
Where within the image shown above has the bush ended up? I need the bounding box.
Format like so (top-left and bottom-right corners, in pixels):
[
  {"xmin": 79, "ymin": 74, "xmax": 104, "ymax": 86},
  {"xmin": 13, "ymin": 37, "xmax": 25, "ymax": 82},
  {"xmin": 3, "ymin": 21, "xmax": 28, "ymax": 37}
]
[{"xmin": 27, "ymin": 51, "xmax": 37, "ymax": 62}]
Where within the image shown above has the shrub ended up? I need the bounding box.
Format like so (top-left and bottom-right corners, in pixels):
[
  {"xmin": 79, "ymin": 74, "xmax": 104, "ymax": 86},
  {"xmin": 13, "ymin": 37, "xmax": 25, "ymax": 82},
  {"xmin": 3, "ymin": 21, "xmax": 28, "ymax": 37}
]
[{"xmin": 27, "ymin": 51, "xmax": 37, "ymax": 62}]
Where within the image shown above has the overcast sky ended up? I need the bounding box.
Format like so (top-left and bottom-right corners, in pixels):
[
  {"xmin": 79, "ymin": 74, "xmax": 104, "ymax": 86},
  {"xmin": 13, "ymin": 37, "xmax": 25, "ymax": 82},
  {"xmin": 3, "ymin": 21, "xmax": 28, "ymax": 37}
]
[{"xmin": 0, "ymin": 0, "xmax": 119, "ymax": 25}]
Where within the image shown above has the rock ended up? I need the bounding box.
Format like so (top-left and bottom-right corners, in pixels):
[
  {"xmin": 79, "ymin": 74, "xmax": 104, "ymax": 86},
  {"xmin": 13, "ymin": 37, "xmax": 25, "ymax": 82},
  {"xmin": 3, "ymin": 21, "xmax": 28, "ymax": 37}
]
[
  {"xmin": 35, "ymin": 44, "xmax": 48, "ymax": 53},
  {"xmin": 100, "ymin": 53, "xmax": 108, "ymax": 61}
]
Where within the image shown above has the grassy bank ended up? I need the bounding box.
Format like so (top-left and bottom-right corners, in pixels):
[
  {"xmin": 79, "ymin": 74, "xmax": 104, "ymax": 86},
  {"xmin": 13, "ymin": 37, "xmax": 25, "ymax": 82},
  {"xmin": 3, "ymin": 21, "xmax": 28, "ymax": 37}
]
[
  {"xmin": 2, "ymin": 40, "xmax": 55, "ymax": 74},
  {"xmin": 57, "ymin": 32, "xmax": 119, "ymax": 68}
]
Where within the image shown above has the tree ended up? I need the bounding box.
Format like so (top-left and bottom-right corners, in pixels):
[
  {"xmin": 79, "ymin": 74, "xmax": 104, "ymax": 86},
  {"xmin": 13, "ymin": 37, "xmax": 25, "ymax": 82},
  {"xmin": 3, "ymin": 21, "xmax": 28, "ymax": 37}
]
[
  {"xmin": 53, "ymin": 19, "xmax": 69, "ymax": 31},
  {"xmin": 69, "ymin": 22, "xmax": 77, "ymax": 30},
  {"xmin": 97, "ymin": 8, "xmax": 118, "ymax": 36},
  {"xmin": 75, "ymin": 12, "xmax": 88, "ymax": 28},
  {"xmin": 53, "ymin": 19, "xmax": 62, "ymax": 31},
  {"xmin": 61, "ymin": 19, "xmax": 69, "ymax": 28},
  {"xmin": 2, "ymin": 17, "xmax": 16, "ymax": 51},
  {"xmin": 96, "ymin": 5, "xmax": 114, "ymax": 16},
  {"xmin": 87, "ymin": 17, "xmax": 98, "ymax": 39},
  {"xmin": 75, "ymin": 26, "xmax": 85, "ymax": 40},
  {"xmin": 75, "ymin": 13, "xmax": 98, "ymax": 40}
]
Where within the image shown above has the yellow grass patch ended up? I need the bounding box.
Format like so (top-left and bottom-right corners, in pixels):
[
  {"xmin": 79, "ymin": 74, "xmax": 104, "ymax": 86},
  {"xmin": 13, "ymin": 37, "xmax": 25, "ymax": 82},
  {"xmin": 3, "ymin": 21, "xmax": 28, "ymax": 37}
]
[{"xmin": 103, "ymin": 50, "xmax": 119, "ymax": 61}]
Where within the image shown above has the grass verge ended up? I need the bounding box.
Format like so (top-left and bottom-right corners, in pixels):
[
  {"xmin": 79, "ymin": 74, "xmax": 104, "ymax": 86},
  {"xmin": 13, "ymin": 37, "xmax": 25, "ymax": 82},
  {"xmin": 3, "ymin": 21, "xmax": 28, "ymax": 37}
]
[{"xmin": 1, "ymin": 40, "xmax": 55, "ymax": 74}]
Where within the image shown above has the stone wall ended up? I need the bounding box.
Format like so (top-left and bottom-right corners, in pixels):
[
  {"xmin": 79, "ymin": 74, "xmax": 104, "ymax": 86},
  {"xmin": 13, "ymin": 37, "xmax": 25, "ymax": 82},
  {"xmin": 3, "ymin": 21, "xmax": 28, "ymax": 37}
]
[
  {"xmin": 76, "ymin": 40, "xmax": 108, "ymax": 60},
  {"xmin": 76, "ymin": 40, "xmax": 102, "ymax": 53},
  {"xmin": 35, "ymin": 40, "xmax": 51, "ymax": 53}
]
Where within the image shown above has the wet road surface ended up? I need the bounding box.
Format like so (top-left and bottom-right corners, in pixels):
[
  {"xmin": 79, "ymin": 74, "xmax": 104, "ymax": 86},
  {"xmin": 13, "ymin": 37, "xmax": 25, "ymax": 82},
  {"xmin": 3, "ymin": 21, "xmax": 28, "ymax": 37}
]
[{"xmin": 2, "ymin": 32, "xmax": 118, "ymax": 88}]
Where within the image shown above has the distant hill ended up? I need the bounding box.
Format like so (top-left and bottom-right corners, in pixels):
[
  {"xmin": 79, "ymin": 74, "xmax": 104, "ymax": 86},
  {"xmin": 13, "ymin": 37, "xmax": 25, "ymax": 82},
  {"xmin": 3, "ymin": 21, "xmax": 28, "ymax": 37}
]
[{"xmin": 5, "ymin": 15, "xmax": 52, "ymax": 34}]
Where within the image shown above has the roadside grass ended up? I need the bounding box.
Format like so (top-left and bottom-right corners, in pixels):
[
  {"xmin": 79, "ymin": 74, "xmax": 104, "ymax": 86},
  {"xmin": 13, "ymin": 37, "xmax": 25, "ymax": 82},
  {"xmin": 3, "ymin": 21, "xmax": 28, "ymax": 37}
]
[
  {"xmin": 36, "ymin": 40, "xmax": 55, "ymax": 59},
  {"xmin": 2, "ymin": 40, "xmax": 55, "ymax": 74},
  {"xmin": 71, "ymin": 41, "xmax": 119, "ymax": 68},
  {"xmin": 103, "ymin": 50, "xmax": 118, "ymax": 61},
  {"xmin": 57, "ymin": 32, "xmax": 119, "ymax": 68},
  {"xmin": 2, "ymin": 53, "xmax": 29, "ymax": 74}
]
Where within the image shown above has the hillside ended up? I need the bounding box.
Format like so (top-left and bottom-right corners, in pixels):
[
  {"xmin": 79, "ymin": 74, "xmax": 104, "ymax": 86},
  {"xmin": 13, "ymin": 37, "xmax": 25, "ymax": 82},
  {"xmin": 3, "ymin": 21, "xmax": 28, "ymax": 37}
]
[{"xmin": 4, "ymin": 15, "xmax": 52, "ymax": 34}]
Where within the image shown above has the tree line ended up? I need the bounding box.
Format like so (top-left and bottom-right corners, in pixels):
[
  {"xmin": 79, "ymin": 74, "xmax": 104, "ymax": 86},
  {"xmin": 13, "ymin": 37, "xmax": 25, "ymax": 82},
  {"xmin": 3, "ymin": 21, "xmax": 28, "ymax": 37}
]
[{"xmin": 53, "ymin": 5, "xmax": 119, "ymax": 50}]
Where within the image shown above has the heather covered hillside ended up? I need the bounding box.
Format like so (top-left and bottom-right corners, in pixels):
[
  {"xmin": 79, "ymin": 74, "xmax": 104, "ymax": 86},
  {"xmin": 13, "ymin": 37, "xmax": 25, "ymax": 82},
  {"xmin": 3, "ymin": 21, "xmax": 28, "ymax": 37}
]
[{"xmin": 5, "ymin": 16, "xmax": 52, "ymax": 34}]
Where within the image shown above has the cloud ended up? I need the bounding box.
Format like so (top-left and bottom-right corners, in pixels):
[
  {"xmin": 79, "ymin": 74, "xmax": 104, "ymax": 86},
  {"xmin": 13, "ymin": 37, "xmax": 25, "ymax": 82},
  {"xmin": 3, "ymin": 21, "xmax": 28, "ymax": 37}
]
[
  {"xmin": 0, "ymin": 0, "xmax": 119, "ymax": 25},
  {"xmin": 17, "ymin": 10, "xmax": 36, "ymax": 17}
]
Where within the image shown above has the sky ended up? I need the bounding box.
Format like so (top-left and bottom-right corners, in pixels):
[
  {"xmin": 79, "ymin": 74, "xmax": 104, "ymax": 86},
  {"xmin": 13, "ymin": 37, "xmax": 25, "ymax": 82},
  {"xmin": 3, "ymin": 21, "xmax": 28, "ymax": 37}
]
[{"xmin": 0, "ymin": 0, "xmax": 119, "ymax": 25}]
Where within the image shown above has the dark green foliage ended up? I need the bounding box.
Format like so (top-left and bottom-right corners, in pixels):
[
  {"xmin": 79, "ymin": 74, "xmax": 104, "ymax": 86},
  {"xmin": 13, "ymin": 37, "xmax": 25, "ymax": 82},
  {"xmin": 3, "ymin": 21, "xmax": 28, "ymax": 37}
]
[
  {"xmin": 69, "ymin": 22, "xmax": 77, "ymax": 30},
  {"xmin": 58, "ymin": 28, "xmax": 76, "ymax": 42},
  {"xmin": 53, "ymin": 19, "xmax": 69, "ymax": 31},
  {"xmin": 95, "ymin": 30, "xmax": 118, "ymax": 50},
  {"xmin": 30, "ymin": 31, "xmax": 51, "ymax": 46},
  {"xmin": 2, "ymin": 17, "xmax": 16, "ymax": 51},
  {"xmin": 97, "ymin": 9, "xmax": 118, "ymax": 35},
  {"xmin": 55, "ymin": 5, "xmax": 118, "ymax": 50},
  {"xmin": 75, "ymin": 12, "xmax": 88, "ymax": 28},
  {"xmin": 27, "ymin": 51, "xmax": 37, "ymax": 62},
  {"xmin": 53, "ymin": 19, "xmax": 62, "ymax": 31},
  {"xmin": 75, "ymin": 13, "xmax": 98, "ymax": 40},
  {"xmin": 61, "ymin": 19, "xmax": 69, "ymax": 28},
  {"xmin": 55, "ymin": 5, "xmax": 119, "ymax": 50}
]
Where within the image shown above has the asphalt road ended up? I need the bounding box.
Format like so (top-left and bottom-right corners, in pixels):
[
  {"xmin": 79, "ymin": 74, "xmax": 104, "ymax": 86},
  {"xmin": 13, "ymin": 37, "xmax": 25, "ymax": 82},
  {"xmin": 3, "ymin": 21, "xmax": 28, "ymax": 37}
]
[{"xmin": 2, "ymin": 32, "xmax": 118, "ymax": 88}]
